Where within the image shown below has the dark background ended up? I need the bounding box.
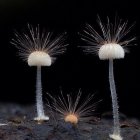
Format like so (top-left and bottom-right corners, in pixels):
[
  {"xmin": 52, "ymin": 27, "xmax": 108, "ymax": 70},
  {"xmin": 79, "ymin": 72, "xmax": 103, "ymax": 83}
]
[{"xmin": 0, "ymin": 0, "xmax": 139, "ymax": 118}]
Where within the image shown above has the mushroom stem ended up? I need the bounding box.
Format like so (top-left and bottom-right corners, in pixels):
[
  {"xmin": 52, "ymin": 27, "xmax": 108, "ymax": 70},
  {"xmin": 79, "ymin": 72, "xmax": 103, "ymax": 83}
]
[
  {"xmin": 36, "ymin": 66, "xmax": 44, "ymax": 117},
  {"xmin": 109, "ymin": 59, "xmax": 122, "ymax": 139},
  {"xmin": 34, "ymin": 66, "xmax": 49, "ymax": 121}
]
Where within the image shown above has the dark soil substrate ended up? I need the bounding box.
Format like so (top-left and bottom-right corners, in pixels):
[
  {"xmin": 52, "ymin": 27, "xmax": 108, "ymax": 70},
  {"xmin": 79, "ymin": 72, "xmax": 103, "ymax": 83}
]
[{"xmin": 0, "ymin": 103, "xmax": 140, "ymax": 140}]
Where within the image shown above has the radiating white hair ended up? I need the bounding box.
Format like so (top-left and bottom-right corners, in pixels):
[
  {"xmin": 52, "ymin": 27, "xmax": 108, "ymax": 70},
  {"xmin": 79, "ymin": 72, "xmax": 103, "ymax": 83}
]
[
  {"xmin": 80, "ymin": 16, "xmax": 136, "ymax": 60},
  {"xmin": 11, "ymin": 24, "xmax": 68, "ymax": 66},
  {"xmin": 47, "ymin": 90, "xmax": 99, "ymax": 124}
]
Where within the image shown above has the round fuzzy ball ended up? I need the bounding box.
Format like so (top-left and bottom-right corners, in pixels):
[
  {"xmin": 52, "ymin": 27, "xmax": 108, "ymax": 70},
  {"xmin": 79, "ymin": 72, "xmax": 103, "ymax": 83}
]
[
  {"xmin": 80, "ymin": 18, "xmax": 135, "ymax": 60},
  {"xmin": 65, "ymin": 114, "xmax": 78, "ymax": 124}
]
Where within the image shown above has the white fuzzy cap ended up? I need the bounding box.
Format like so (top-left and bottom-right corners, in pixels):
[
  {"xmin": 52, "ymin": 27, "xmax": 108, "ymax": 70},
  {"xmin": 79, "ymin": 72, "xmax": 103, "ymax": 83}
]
[
  {"xmin": 98, "ymin": 43, "xmax": 125, "ymax": 60},
  {"xmin": 28, "ymin": 51, "xmax": 52, "ymax": 66}
]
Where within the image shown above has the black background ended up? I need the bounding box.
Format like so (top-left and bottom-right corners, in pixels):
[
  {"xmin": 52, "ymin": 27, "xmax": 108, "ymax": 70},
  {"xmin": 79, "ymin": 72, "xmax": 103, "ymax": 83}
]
[{"xmin": 0, "ymin": 0, "xmax": 140, "ymax": 118}]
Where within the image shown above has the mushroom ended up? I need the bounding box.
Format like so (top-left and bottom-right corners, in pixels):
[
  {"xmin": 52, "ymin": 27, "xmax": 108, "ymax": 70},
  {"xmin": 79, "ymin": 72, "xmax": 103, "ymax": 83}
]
[
  {"xmin": 80, "ymin": 16, "xmax": 136, "ymax": 140},
  {"xmin": 11, "ymin": 24, "xmax": 67, "ymax": 122}
]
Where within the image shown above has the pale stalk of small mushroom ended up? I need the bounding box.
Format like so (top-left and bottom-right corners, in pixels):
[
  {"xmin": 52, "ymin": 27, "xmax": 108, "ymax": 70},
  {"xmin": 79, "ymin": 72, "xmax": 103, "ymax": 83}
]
[
  {"xmin": 11, "ymin": 25, "xmax": 67, "ymax": 122},
  {"xmin": 80, "ymin": 17, "xmax": 135, "ymax": 140}
]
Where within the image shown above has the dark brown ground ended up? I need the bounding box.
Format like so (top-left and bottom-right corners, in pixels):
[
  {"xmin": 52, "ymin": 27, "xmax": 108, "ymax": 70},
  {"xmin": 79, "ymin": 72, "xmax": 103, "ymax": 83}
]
[{"xmin": 0, "ymin": 103, "xmax": 140, "ymax": 140}]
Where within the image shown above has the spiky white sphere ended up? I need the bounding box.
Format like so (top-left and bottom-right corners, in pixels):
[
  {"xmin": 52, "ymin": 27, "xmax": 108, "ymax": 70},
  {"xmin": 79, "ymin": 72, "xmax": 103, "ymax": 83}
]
[
  {"xmin": 28, "ymin": 51, "xmax": 52, "ymax": 66},
  {"xmin": 11, "ymin": 24, "xmax": 67, "ymax": 66},
  {"xmin": 80, "ymin": 17, "xmax": 135, "ymax": 60},
  {"xmin": 99, "ymin": 43, "xmax": 125, "ymax": 60}
]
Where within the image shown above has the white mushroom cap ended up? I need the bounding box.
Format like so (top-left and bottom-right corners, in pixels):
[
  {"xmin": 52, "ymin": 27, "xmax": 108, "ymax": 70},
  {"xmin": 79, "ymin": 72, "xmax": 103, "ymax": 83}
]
[
  {"xmin": 28, "ymin": 51, "xmax": 52, "ymax": 66},
  {"xmin": 98, "ymin": 43, "xmax": 125, "ymax": 60}
]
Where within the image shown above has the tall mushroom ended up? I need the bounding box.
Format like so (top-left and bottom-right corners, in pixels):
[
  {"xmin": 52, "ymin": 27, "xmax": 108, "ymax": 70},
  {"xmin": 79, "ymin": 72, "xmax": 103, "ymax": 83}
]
[
  {"xmin": 80, "ymin": 17, "xmax": 135, "ymax": 140},
  {"xmin": 11, "ymin": 24, "xmax": 67, "ymax": 122}
]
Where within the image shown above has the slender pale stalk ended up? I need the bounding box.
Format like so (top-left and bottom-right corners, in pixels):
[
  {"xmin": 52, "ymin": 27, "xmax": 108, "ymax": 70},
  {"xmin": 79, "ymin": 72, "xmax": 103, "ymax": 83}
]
[
  {"xmin": 109, "ymin": 59, "xmax": 122, "ymax": 139},
  {"xmin": 36, "ymin": 66, "xmax": 44, "ymax": 117},
  {"xmin": 34, "ymin": 66, "xmax": 49, "ymax": 121}
]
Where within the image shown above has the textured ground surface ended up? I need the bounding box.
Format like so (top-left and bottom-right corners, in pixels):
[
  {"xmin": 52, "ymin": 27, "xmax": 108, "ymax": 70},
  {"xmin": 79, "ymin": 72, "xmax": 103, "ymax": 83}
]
[{"xmin": 0, "ymin": 103, "xmax": 140, "ymax": 140}]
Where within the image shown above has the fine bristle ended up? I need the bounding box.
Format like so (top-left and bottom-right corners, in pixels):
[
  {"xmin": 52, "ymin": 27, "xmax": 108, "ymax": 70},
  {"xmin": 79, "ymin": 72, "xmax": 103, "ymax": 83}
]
[
  {"xmin": 80, "ymin": 16, "xmax": 136, "ymax": 59},
  {"xmin": 11, "ymin": 24, "xmax": 67, "ymax": 65},
  {"xmin": 28, "ymin": 51, "xmax": 52, "ymax": 66},
  {"xmin": 46, "ymin": 90, "xmax": 98, "ymax": 124},
  {"xmin": 99, "ymin": 43, "xmax": 125, "ymax": 60}
]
